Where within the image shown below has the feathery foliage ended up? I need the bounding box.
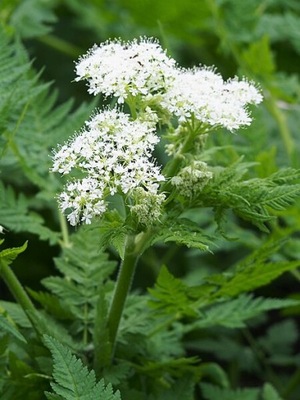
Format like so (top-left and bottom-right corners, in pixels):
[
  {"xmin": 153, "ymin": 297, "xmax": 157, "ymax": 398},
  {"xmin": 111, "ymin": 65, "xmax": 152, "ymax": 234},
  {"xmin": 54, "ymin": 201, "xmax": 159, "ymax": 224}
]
[
  {"xmin": 40, "ymin": 227, "xmax": 117, "ymax": 343},
  {"xmin": 1, "ymin": 1, "xmax": 300, "ymax": 399},
  {"xmin": 44, "ymin": 335, "xmax": 121, "ymax": 400}
]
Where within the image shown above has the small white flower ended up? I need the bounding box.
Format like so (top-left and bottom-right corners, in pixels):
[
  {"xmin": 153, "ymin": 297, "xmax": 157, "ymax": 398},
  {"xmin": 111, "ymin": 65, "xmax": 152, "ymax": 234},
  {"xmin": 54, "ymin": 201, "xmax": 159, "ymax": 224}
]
[
  {"xmin": 75, "ymin": 37, "xmax": 177, "ymax": 103},
  {"xmin": 52, "ymin": 109, "xmax": 165, "ymax": 225},
  {"xmin": 0, "ymin": 225, "xmax": 7, "ymax": 234},
  {"xmin": 52, "ymin": 36, "xmax": 263, "ymax": 226},
  {"xmin": 161, "ymin": 67, "xmax": 263, "ymax": 131}
]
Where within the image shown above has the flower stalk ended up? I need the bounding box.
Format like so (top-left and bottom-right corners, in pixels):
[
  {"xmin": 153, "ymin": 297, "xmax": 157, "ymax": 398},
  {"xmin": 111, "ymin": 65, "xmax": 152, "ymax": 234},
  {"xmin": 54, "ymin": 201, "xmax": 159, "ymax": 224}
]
[{"xmin": 106, "ymin": 234, "xmax": 139, "ymax": 357}]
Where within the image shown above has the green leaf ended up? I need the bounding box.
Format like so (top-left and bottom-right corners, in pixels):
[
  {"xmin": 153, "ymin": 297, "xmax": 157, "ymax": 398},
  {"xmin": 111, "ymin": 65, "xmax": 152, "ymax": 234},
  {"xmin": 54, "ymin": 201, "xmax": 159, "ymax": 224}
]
[
  {"xmin": 151, "ymin": 217, "xmax": 213, "ymax": 252},
  {"xmin": 200, "ymin": 383, "xmax": 259, "ymax": 400},
  {"xmin": 242, "ymin": 36, "xmax": 275, "ymax": 77},
  {"xmin": 137, "ymin": 356, "xmax": 200, "ymax": 381},
  {"xmin": 257, "ymin": 12, "xmax": 300, "ymax": 55},
  {"xmin": 42, "ymin": 227, "xmax": 117, "ymax": 342},
  {"xmin": 199, "ymin": 363, "xmax": 229, "ymax": 389},
  {"xmin": 9, "ymin": 0, "xmax": 57, "ymax": 38},
  {"xmin": 0, "ymin": 301, "xmax": 31, "ymax": 328},
  {"xmin": 95, "ymin": 211, "xmax": 128, "ymax": 259},
  {"xmin": 0, "ymin": 25, "xmax": 95, "ymax": 197},
  {"xmin": 262, "ymin": 383, "xmax": 283, "ymax": 400},
  {"xmin": 0, "ymin": 314, "xmax": 26, "ymax": 343},
  {"xmin": 27, "ymin": 289, "xmax": 74, "ymax": 320},
  {"xmin": 214, "ymin": 260, "xmax": 300, "ymax": 298},
  {"xmin": 0, "ymin": 183, "xmax": 60, "ymax": 244},
  {"xmin": 202, "ymin": 238, "xmax": 300, "ymax": 297},
  {"xmin": 26, "ymin": 310, "xmax": 79, "ymax": 351},
  {"xmin": 43, "ymin": 335, "xmax": 121, "ymax": 400},
  {"xmin": 0, "ymin": 241, "xmax": 27, "ymax": 267},
  {"xmin": 148, "ymin": 375, "xmax": 196, "ymax": 400},
  {"xmin": 258, "ymin": 319, "xmax": 298, "ymax": 363},
  {"xmin": 200, "ymin": 163, "xmax": 300, "ymax": 232},
  {"xmin": 188, "ymin": 295, "xmax": 300, "ymax": 330},
  {"xmin": 148, "ymin": 266, "xmax": 199, "ymax": 318}
]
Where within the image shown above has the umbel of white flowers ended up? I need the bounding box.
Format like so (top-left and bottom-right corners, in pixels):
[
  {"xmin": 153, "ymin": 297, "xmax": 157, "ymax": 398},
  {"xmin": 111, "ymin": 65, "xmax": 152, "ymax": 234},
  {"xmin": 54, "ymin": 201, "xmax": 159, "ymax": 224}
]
[{"xmin": 52, "ymin": 37, "xmax": 263, "ymax": 226}]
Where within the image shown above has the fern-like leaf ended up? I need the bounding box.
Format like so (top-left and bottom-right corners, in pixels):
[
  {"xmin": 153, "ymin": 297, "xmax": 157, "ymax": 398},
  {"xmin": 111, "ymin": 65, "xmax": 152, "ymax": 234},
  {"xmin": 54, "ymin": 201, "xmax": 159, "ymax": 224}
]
[
  {"xmin": 208, "ymin": 260, "xmax": 300, "ymax": 298},
  {"xmin": 0, "ymin": 26, "xmax": 95, "ymax": 194},
  {"xmin": 0, "ymin": 301, "xmax": 31, "ymax": 328},
  {"xmin": 42, "ymin": 227, "xmax": 117, "ymax": 341},
  {"xmin": 8, "ymin": 0, "xmax": 57, "ymax": 38},
  {"xmin": 202, "ymin": 238, "xmax": 300, "ymax": 298},
  {"xmin": 0, "ymin": 240, "xmax": 27, "ymax": 267},
  {"xmin": 199, "ymin": 161, "xmax": 300, "ymax": 232},
  {"xmin": 0, "ymin": 314, "xmax": 27, "ymax": 343},
  {"xmin": 151, "ymin": 217, "xmax": 213, "ymax": 252},
  {"xmin": 44, "ymin": 335, "xmax": 121, "ymax": 400},
  {"xmin": 200, "ymin": 382, "xmax": 259, "ymax": 400},
  {"xmin": 0, "ymin": 182, "xmax": 60, "ymax": 244},
  {"xmin": 148, "ymin": 266, "xmax": 199, "ymax": 318},
  {"xmin": 188, "ymin": 294, "xmax": 300, "ymax": 330}
]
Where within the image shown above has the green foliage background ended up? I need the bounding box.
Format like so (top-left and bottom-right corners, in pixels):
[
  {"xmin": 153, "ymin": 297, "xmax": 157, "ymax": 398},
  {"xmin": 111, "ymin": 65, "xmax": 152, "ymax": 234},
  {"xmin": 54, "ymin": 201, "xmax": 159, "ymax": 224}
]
[{"xmin": 0, "ymin": 0, "xmax": 300, "ymax": 399}]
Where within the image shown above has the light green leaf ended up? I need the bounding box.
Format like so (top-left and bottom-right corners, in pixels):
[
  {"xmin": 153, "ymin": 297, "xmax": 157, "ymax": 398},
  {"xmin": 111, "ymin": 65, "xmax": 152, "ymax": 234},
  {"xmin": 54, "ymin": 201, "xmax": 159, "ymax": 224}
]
[
  {"xmin": 189, "ymin": 295, "xmax": 300, "ymax": 329},
  {"xmin": 44, "ymin": 335, "xmax": 121, "ymax": 400},
  {"xmin": 215, "ymin": 260, "xmax": 300, "ymax": 297},
  {"xmin": 262, "ymin": 383, "xmax": 283, "ymax": 400},
  {"xmin": 0, "ymin": 183, "xmax": 60, "ymax": 245},
  {"xmin": 151, "ymin": 217, "xmax": 213, "ymax": 252},
  {"xmin": 0, "ymin": 314, "xmax": 27, "ymax": 343},
  {"xmin": 148, "ymin": 266, "xmax": 199, "ymax": 318},
  {"xmin": 0, "ymin": 241, "xmax": 27, "ymax": 267},
  {"xmin": 242, "ymin": 36, "xmax": 275, "ymax": 77},
  {"xmin": 200, "ymin": 383, "xmax": 259, "ymax": 400}
]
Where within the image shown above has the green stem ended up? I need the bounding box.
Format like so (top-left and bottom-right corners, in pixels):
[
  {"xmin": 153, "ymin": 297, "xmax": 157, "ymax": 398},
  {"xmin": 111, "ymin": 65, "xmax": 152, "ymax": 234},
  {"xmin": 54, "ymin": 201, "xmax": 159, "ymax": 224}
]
[
  {"xmin": 264, "ymin": 96, "xmax": 295, "ymax": 161},
  {"xmin": 0, "ymin": 260, "xmax": 38, "ymax": 326},
  {"xmin": 58, "ymin": 210, "xmax": 71, "ymax": 248},
  {"xmin": 126, "ymin": 95, "xmax": 138, "ymax": 119},
  {"xmin": 38, "ymin": 35, "xmax": 82, "ymax": 57},
  {"xmin": 162, "ymin": 122, "xmax": 200, "ymax": 193},
  {"xmin": 107, "ymin": 234, "xmax": 140, "ymax": 356}
]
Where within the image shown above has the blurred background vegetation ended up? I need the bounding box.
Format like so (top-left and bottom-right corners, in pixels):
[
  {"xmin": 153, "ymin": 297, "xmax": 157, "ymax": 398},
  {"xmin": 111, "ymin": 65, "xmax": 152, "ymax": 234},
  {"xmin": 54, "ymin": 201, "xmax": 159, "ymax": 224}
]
[{"xmin": 1, "ymin": 0, "xmax": 300, "ymax": 396}]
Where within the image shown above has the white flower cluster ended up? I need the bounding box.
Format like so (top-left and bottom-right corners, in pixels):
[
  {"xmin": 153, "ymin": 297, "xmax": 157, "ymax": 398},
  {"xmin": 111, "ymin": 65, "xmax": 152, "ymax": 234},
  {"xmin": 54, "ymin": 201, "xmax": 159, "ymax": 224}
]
[
  {"xmin": 171, "ymin": 161, "xmax": 213, "ymax": 197},
  {"xmin": 75, "ymin": 37, "xmax": 177, "ymax": 103},
  {"xmin": 75, "ymin": 37, "xmax": 262, "ymax": 131},
  {"xmin": 52, "ymin": 37, "xmax": 263, "ymax": 226},
  {"xmin": 161, "ymin": 67, "xmax": 263, "ymax": 131},
  {"xmin": 52, "ymin": 109, "xmax": 165, "ymax": 226}
]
